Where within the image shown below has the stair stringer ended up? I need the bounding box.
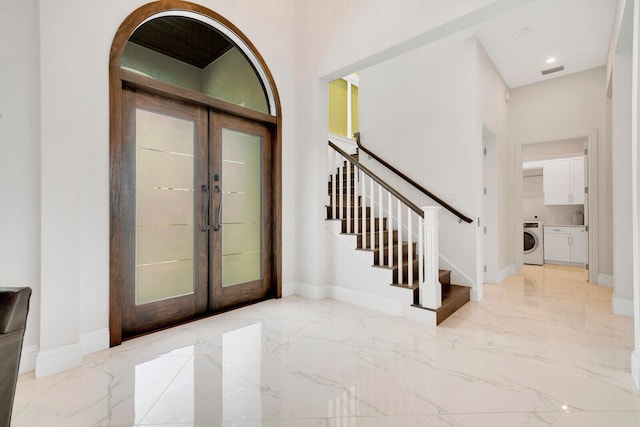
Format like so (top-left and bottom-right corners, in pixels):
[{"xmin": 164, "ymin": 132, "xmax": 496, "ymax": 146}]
[{"xmin": 324, "ymin": 219, "xmax": 436, "ymax": 325}]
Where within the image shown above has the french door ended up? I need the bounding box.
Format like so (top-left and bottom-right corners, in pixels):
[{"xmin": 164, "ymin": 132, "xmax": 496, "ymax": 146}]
[
  {"xmin": 210, "ymin": 111, "xmax": 272, "ymax": 310},
  {"xmin": 119, "ymin": 88, "xmax": 273, "ymax": 338}
]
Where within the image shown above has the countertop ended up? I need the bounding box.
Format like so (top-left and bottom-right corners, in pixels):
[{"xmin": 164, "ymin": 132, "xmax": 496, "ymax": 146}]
[{"xmin": 543, "ymin": 224, "xmax": 585, "ymax": 228}]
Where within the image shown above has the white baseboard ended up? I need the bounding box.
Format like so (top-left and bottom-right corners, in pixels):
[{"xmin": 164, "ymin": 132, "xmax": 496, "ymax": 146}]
[
  {"xmin": 19, "ymin": 344, "xmax": 38, "ymax": 374},
  {"xmin": 484, "ymin": 265, "xmax": 514, "ymax": 285},
  {"xmin": 282, "ymin": 281, "xmax": 296, "ymax": 297},
  {"xmin": 80, "ymin": 328, "xmax": 109, "ymax": 355},
  {"xmin": 35, "ymin": 343, "xmax": 82, "ymax": 378},
  {"xmin": 20, "ymin": 328, "xmax": 109, "ymax": 376},
  {"xmin": 292, "ymin": 282, "xmax": 328, "ymax": 300},
  {"xmin": 471, "ymin": 285, "xmax": 483, "ymax": 302},
  {"xmin": 293, "ymin": 282, "xmax": 438, "ymax": 325},
  {"xmin": 497, "ymin": 265, "xmax": 516, "ymax": 283},
  {"xmin": 597, "ymin": 274, "xmax": 614, "ymax": 288},
  {"xmin": 326, "ymin": 285, "xmax": 404, "ymax": 317},
  {"xmin": 633, "ymin": 350, "xmax": 640, "ymax": 389},
  {"xmin": 612, "ymin": 296, "xmax": 634, "ymax": 317}
]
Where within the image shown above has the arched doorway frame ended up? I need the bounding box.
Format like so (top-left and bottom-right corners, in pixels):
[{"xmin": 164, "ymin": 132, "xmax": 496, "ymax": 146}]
[{"xmin": 109, "ymin": 0, "xmax": 282, "ymax": 346}]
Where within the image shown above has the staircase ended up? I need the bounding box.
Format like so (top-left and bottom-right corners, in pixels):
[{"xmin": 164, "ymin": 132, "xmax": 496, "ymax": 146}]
[{"xmin": 326, "ymin": 146, "xmax": 470, "ymax": 325}]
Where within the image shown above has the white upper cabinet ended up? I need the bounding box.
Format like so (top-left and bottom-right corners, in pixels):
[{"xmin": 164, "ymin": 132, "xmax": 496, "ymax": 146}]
[
  {"xmin": 543, "ymin": 158, "xmax": 572, "ymax": 205},
  {"xmin": 571, "ymin": 156, "xmax": 585, "ymax": 205},
  {"xmin": 543, "ymin": 156, "xmax": 584, "ymax": 205}
]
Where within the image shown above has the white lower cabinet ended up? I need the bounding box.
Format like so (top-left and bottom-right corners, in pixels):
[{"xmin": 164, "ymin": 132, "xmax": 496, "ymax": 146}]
[
  {"xmin": 544, "ymin": 227, "xmax": 570, "ymax": 262},
  {"xmin": 543, "ymin": 226, "xmax": 585, "ymax": 265},
  {"xmin": 570, "ymin": 227, "xmax": 586, "ymax": 264}
]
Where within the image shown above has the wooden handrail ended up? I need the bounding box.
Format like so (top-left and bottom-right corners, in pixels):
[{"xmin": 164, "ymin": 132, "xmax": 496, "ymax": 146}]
[
  {"xmin": 328, "ymin": 141, "xmax": 423, "ymax": 216},
  {"xmin": 354, "ymin": 133, "xmax": 473, "ymax": 224}
]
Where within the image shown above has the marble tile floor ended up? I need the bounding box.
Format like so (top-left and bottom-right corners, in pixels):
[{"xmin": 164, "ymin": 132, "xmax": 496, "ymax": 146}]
[{"xmin": 11, "ymin": 265, "xmax": 640, "ymax": 426}]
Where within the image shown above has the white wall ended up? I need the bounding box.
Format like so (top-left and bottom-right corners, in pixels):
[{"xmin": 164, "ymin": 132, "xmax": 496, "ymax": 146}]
[
  {"xmin": 522, "ymin": 138, "xmax": 585, "ymax": 160},
  {"xmin": 0, "ymin": 0, "xmax": 41, "ymax": 352},
  {"xmin": 32, "ymin": 0, "xmax": 295, "ymax": 376},
  {"xmin": 353, "ymin": 36, "xmax": 510, "ymax": 291},
  {"xmin": 509, "ymin": 67, "xmax": 613, "ymax": 281},
  {"xmin": 612, "ymin": 50, "xmax": 634, "ymax": 308},
  {"xmin": 477, "ymin": 40, "xmax": 511, "ymax": 284},
  {"xmin": 632, "ymin": 0, "xmax": 640, "ymax": 389},
  {"xmin": 357, "ymin": 35, "xmax": 480, "ymax": 290}
]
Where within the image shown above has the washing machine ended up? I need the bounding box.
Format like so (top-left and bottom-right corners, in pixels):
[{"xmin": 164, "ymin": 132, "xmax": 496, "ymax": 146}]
[{"xmin": 523, "ymin": 221, "xmax": 544, "ymax": 265}]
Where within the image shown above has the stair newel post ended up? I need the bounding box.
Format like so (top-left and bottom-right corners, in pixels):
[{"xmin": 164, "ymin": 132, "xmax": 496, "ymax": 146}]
[
  {"xmin": 386, "ymin": 192, "xmax": 392, "ymax": 267},
  {"xmin": 346, "ymin": 158, "xmax": 351, "ymax": 233},
  {"xmin": 420, "ymin": 206, "xmax": 442, "ymax": 309},
  {"xmin": 397, "ymin": 199, "xmax": 403, "ymax": 284},
  {"xmin": 378, "ymin": 185, "xmax": 383, "ymax": 261},
  {"xmin": 407, "ymin": 209, "xmax": 413, "ymax": 287}
]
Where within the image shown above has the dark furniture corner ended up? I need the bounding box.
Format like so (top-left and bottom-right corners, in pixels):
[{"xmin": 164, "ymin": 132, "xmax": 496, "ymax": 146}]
[{"xmin": 0, "ymin": 287, "xmax": 32, "ymax": 427}]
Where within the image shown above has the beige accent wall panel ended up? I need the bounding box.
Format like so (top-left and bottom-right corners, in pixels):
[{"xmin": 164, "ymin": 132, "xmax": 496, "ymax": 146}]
[{"xmin": 328, "ymin": 79, "xmax": 348, "ymax": 137}]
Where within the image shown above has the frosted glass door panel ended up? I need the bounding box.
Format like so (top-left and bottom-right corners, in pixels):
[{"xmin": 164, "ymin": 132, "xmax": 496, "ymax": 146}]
[
  {"xmin": 136, "ymin": 226, "xmax": 193, "ymax": 265},
  {"xmin": 136, "ymin": 260, "xmax": 194, "ymax": 306},
  {"xmin": 136, "ymin": 109, "xmax": 195, "ymax": 153},
  {"xmin": 135, "ymin": 108, "xmax": 196, "ymax": 305},
  {"xmin": 222, "ymin": 128, "xmax": 262, "ymax": 287},
  {"xmin": 136, "ymin": 148, "xmax": 194, "ymax": 191},
  {"xmin": 136, "ymin": 187, "xmax": 193, "ymax": 226}
]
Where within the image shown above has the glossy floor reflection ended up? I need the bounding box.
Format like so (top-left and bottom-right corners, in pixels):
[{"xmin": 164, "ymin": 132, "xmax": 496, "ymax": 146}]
[{"xmin": 12, "ymin": 265, "xmax": 640, "ymax": 426}]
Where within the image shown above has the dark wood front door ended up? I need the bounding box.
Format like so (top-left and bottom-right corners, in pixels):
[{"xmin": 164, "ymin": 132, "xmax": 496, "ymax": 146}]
[
  {"xmin": 118, "ymin": 89, "xmax": 273, "ymax": 338},
  {"xmin": 120, "ymin": 89, "xmax": 209, "ymax": 337},
  {"xmin": 209, "ymin": 112, "xmax": 272, "ymax": 311}
]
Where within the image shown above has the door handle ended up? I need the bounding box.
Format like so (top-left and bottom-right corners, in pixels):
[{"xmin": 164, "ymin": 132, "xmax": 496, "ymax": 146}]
[
  {"xmin": 202, "ymin": 185, "xmax": 211, "ymax": 231},
  {"xmin": 214, "ymin": 185, "xmax": 222, "ymax": 231}
]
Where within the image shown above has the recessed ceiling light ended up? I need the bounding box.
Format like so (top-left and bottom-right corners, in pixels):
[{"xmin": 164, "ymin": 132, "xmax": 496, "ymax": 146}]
[{"xmin": 546, "ymin": 57, "xmax": 557, "ymax": 64}]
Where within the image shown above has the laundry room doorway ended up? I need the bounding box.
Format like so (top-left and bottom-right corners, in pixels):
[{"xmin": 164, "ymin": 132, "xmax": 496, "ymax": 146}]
[{"xmin": 517, "ymin": 133, "xmax": 598, "ymax": 283}]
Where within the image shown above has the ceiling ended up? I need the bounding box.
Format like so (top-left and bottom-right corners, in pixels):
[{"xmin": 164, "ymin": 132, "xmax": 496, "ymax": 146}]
[
  {"xmin": 472, "ymin": 0, "xmax": 618, "ymax": 88},
  {"xmin": 129, "ymin": 16, "xmax": 233, "ymax": 69},
  {"xmin": 131, "ymin": 2, "xmax": 618, "ymax": 88}
]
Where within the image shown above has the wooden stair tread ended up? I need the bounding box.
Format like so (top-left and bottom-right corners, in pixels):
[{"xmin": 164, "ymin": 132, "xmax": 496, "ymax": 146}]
[
  {"xmin": 410, "ymin": 284, "xmax": 470, "ymax": 325},
  {"xmin": 357, "ymin": 230, "xmax": 399, "ymax": 248},
  {"xmin": 368, "ymin": 241, "xmax": 417, "ymax": 251},
  {"xmin": 436, "ymin": 284, "xmax": 470, "ymax": 324},
  {"xmin": 390, "ymin": 281, "xmax": 420, "ymax": 290}
]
